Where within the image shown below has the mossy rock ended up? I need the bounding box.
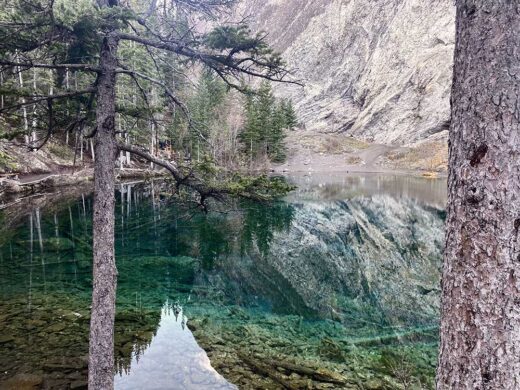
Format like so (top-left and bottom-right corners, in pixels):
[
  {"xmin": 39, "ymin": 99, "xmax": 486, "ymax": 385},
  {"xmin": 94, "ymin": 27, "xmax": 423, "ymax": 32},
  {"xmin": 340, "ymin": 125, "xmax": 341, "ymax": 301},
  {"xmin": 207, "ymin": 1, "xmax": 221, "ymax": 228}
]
[
  {"xmin": 317, "ymin": 337, "xmax": 346, "ymax": 362},
  {"xmin": 364, "ymin": 378, "xmax": 385, "ymax": 390}
]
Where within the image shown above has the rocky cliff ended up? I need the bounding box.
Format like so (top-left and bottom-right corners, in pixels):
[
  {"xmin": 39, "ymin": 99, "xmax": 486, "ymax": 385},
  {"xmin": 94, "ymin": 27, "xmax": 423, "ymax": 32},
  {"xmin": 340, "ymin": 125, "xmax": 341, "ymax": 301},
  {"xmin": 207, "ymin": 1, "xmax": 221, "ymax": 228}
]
[{"xmin": 236, "ymin": 0, "xmax": 455, "ymax": 145}]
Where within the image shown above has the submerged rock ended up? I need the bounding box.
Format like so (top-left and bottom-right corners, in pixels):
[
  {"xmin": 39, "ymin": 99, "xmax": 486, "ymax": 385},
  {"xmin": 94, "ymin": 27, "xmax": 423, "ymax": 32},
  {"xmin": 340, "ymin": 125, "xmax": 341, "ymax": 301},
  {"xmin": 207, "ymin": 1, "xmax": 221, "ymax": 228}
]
[
  {"xmin": 1, "ymin": 373, "xmax": 43, "ymax": 390},
  {"xmin": 44, "ymin": 323, "xmax": 67, "ymax": 333},
  {"xmin": 0, "ymin": 334, "xmax": 14, "ymax": 344},
  {"xmin": 318, "ymin": 338, "xmax": 346, "ymax": 362},
  {"xmin": 364, "ymin": 378, "xmax": 385, "ymax": 390}
]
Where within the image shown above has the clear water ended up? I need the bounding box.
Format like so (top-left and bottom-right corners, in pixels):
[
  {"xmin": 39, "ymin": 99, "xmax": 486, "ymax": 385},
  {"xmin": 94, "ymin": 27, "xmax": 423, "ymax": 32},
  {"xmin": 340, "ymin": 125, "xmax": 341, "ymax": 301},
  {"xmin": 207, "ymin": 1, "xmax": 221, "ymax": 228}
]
[{"xmin": 0, "ymin": 174, "xmax": 446, "ymax": 389}]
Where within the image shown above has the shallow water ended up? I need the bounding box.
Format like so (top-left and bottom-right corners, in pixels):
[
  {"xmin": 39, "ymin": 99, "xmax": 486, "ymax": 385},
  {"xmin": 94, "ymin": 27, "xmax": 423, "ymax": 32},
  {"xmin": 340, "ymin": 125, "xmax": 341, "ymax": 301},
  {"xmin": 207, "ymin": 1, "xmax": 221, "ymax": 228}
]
[
  {"xmin": 114, "ymin": 305, "xmax": 236, "ymax": 390},
  {"xmin": 0, "ymin": 174, "xmax": 446, "ymax": 389}
]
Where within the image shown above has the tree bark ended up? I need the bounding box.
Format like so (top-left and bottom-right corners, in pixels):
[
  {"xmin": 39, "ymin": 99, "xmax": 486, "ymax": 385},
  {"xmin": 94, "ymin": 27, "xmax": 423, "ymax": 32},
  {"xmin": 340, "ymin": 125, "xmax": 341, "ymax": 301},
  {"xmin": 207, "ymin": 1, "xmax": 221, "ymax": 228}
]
[
  {"xmin": 437, "ymin": 2, "xmax": 520, "ymax": 389},
  {"xmin": 88, "ymin": 34, "xmax": 119, "ymax": 390}
]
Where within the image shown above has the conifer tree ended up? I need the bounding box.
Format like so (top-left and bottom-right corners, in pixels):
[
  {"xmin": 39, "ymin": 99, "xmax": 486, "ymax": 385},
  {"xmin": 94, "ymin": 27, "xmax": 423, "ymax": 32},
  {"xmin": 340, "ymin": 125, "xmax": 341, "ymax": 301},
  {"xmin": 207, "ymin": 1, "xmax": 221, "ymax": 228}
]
[
  {"xmin": 239, "ymin": 81, "xmax": 295, "ymax": 163},
  {"xmin": 437, "ymin": 2, "xmax": 520, "ymax": 388},
  {"xmin": 0, "ymin": 1, "xmax": 299, "ymax": 387},
  {"xmin": 189, "ymin": 69, "xmax": 227, "ymax": 160},
  {"xmin": 281, "ymin": 98, "xmax": 297, "ymax": 130},
  {"xmin": 268, "ymin": 102, "xmax": 288, "ymax": 162}
]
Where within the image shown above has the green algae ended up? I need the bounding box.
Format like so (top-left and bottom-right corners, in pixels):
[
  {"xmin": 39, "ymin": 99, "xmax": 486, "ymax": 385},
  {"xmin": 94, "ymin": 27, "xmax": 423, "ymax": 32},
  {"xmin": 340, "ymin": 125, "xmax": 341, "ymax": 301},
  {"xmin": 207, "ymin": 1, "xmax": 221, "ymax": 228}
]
[{"xmin": 185, "ymin": 303, "xmax": 437, "ymax": 389}]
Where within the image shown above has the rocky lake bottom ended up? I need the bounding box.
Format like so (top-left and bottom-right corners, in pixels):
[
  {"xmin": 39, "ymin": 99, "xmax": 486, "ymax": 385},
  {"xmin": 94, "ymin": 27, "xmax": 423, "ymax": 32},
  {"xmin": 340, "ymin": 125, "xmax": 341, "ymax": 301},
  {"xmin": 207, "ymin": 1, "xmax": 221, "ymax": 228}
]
[{"xmin": 0, "ymin": 174, "xmax": 446, "ymax": 389}]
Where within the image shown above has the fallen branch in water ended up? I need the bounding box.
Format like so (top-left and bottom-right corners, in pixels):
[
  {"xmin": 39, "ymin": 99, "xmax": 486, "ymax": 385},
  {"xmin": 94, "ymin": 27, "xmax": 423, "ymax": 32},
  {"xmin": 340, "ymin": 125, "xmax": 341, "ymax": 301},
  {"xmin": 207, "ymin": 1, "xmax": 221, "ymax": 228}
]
[
  {"xmin": 238, "ymin": 351, "xmax": 347, "ymax": 388},
  {"xmin": 268, "ymin": 358, "xmax": 346, "ymax": 385},
  {"xmin": 238, "ymin": 352, "xmax": 303, "ymax": 390},
  {"xmin": 117, "ymin": 143, "xmax": 294, "ymax": 207}
]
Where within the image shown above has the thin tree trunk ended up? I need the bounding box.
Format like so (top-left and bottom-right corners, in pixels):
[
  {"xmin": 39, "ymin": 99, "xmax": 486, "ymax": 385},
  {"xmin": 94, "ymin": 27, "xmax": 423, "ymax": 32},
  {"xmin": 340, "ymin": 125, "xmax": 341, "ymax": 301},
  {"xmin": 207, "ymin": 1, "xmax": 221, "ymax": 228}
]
[
  {"xmin": 150, "ymin": 121, "xmax": 155, "ymax": 169},
  {"xmin": 91, "ymin": 139, "xmax": 95, "ymax": 161},
  {"xmin": 437, "ymin": 2, "xmax": 520, "ymax": 389},
  {"xmin": 88, "ymin": 33, "xmax": 119, "ymax": 390},
  {"xmin": 65, "ymin": 69, "xmax": 70, "ymax": 145},
  {"xmin": 49, "ymin": 69, "xmax": 54, "ymax": 96},
  {"xmin": 17, "ymin": 65, "xmax": 29, "ymax": 144},
  {"xmin": 80, "ymin": 127, "xmax": 84, "ymax": 163},
  {"xmin": 28, "ymin": 212, "xmax": 34, "ymax": 310},
  {"xmin": 32, "ymin": 68, "xmax": 37, "ymax": 143},
  {"xmin": 118, "ymin": 113, "xmax": 123, "ymax": 169},
  {"xmin": 126, "ymin": 133, "xmax": 131, "ymax": 165},
  {"xmin": 0, "ymin": 71, "xmax": 4, "ymax": 109}
]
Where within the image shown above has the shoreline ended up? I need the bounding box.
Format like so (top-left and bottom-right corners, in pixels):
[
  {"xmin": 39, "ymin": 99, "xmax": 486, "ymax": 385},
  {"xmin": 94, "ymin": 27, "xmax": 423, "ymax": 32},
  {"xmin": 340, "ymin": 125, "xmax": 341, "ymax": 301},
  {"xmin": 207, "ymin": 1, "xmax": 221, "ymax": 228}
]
[
  {"xmin": 273, "ymin": 165, "xmax": 447, "ymax": 178},
  {"xmin": 0, "ymin": 168, "xmax": 168, "ymax": 207},
  {"xmin": 1, "ymin": 166, "xmax": 447, "ymax": 207},
  {"xmin": 272, "ymin": 139, "xmax": 447, "ymax": 179}
]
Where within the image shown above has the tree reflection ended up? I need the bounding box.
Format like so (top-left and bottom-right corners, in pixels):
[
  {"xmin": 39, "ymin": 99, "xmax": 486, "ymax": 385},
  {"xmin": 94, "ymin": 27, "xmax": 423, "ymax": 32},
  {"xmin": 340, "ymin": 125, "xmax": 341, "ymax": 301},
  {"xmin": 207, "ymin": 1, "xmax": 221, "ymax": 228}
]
[
  {"xmin": 239, "ymin": 200, "xmax": 294, "ymax": 257},
  {"xmin": 0, "ymin": 181, "xmax": 297, "ymax": 387}
]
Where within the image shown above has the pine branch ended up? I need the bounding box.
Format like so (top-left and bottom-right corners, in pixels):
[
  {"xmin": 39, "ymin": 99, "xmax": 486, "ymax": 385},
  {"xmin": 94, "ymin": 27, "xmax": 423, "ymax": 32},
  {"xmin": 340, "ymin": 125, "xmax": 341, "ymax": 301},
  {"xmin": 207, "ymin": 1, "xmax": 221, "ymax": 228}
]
[{"xmin": 117, "ymin": 33, "xmax": 302, "ymax": 86}]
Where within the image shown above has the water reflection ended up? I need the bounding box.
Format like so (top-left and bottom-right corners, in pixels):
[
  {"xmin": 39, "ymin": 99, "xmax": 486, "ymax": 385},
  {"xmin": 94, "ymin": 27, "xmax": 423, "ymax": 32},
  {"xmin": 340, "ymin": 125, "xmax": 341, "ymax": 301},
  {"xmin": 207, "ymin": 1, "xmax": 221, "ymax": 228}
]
[
  {"xmin": 287, "ymin": 172, "xmax": 447, "ymax": 208},
  {"xmin": 115, "ymin": 303, "xmax": 236, "ymax": 390},
  {"xmin": 0, "ymin": 175, "xmax": 446, "ymax": 389}
]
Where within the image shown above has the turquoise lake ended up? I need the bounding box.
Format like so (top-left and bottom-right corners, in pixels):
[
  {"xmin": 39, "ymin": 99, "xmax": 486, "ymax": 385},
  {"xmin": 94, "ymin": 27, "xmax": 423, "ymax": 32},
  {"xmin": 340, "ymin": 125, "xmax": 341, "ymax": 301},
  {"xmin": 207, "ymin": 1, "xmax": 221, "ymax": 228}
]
[{"xmin": 0, "ymin": 174, "xmax": 446, "ymax": 389}]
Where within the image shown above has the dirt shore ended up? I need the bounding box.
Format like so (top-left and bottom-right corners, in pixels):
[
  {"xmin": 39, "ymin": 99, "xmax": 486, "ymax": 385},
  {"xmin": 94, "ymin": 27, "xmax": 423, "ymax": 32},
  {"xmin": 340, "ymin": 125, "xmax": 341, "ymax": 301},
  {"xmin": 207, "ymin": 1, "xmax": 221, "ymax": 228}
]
[{"xmin": 273, "ymin": 131, "xmax": 448, "ymax": 177}]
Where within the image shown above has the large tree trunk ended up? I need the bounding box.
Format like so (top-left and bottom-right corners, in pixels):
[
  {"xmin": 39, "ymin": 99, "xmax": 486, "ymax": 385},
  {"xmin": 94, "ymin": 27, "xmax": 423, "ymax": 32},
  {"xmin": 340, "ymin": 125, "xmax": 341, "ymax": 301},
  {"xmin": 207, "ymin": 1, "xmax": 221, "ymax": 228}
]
[
  {"xmin": 88, "ymin": 34, "xmax": 119, "ymax": 390},
  {"xmin": 437, "ymin": 2, "xmax": 520, "ymax": 389}
]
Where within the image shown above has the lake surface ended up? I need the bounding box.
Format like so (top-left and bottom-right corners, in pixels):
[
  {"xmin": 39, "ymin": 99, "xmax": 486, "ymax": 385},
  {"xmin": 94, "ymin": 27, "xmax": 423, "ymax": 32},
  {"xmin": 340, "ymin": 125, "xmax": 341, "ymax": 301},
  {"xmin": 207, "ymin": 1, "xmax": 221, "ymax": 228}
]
[{"xmin": 0, "ymin": 173, "xmax": 446, "ymax": 389}]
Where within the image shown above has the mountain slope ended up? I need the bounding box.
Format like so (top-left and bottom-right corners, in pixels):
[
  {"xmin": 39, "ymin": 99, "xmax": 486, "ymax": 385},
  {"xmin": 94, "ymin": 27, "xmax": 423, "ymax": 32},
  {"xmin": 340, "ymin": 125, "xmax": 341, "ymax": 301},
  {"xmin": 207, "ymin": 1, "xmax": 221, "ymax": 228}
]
[{"xmin": 237, "ymin": 0, "xmax": 455, "ymax": 145}]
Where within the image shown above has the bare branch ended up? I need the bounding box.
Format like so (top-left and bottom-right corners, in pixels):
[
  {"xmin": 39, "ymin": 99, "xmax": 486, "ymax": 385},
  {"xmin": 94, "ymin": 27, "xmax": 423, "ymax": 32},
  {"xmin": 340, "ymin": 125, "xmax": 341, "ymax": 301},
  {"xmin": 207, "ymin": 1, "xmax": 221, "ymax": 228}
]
[
  {"xmin": 118, "ymin": 142, "xmax": 197, "ymax": 187},
  {"xmin": 116, "ymin": 67, "xmax": 191, "ymax": 120},
  {"xmin": 117, "ymin": 143, "xmax": 275, "ymax": 205},
  {"xmin": 0, "ymin": 60, "xmax": 101, "ymax": 72},
  {"xmin": 117, "ymin": 142, "xmax": 228, "ymax": 206},
  {"xmin": 0, "ymin": 88, "xmax": 97, "ymax": 113}
]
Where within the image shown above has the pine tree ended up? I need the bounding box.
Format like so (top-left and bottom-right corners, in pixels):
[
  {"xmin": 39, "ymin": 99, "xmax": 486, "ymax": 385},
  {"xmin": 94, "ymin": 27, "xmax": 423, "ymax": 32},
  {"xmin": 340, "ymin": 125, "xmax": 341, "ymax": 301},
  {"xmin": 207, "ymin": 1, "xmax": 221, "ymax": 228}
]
[
  {"xmin": 268, "ymin": 102, "xmax": 287, "ymax": 162},
  {"xmin": 240, "ymin": 91, "xmax": 262, "ymax": 159},
  {"xmin": 239, "ymin": 81, "xmax": 294, "ymax": 163},
  {"xmin": 281, "ymin": 98, "xmax": 297, "ymax": 130},
  {"xmin": 0, "ymin": 1, "xmax": 297, "ymax": 387},
  {"xmin": 255, "ymin": 81, "xmax": 275, "ymax": 156},
  {"xmin": 189, "ymin": 70, "xmax": 227, "ymax": 160},
  {"xmin": 437, "ymin": 2, "xmax": 520, "ymax": 388}
]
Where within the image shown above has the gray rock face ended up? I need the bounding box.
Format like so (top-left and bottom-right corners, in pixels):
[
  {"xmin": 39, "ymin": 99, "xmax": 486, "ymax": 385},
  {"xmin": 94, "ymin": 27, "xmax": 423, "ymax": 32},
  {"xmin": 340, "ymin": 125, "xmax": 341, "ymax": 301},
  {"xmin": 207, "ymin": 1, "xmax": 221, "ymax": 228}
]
[{"xmin": 236, "ymin": 0, "xmax": 455, "ymax": 145}]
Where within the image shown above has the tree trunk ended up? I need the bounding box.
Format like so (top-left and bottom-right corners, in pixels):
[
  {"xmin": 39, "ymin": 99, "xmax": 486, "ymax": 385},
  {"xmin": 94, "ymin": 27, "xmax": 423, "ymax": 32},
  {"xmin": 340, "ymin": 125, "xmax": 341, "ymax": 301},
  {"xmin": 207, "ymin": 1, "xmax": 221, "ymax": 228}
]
[
  {"xmin": 17, "ymin": 64, "xmax": 29, "ymax": 144},
  {"xmin": 88, "ymin": 34, "xmax": 119, "ymax": 390},
  {"xmin": 437, "ymin": 2, "xmax": 520, "ymax": 389},
  {"xmin": 0, "ymin": 71, "xmax": 4, "ymax": 109}
]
